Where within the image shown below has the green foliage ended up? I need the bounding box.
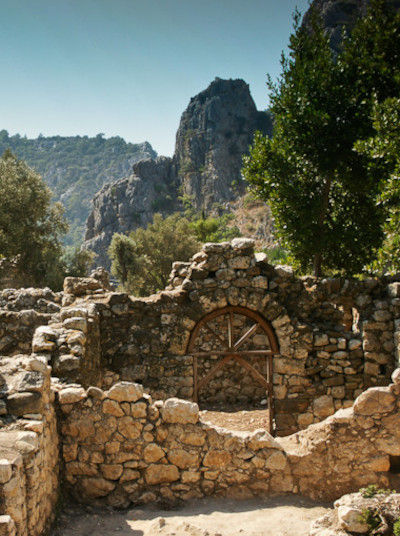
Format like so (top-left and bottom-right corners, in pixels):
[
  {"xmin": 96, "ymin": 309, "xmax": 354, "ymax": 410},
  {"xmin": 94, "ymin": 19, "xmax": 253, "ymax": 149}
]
[
  {"xmin": 359, "ymin": 484, "xmax": 394, "ymax": 498},
  {"xmin": 359, "ymin": 508, "xmax": 381, "ymax": 532},
  {"xmin": 356, "ymin": 98, "xmax": 400, "ymax": 273},
  {"xmin": 62, "ymin": 247, "xmax": 95, "ymax": 278},
  {"xmin": 189, "ymin": 214, "xmax": 241, "ymax": 243},
  {"xmin": 0, "ymin": 150, "xmax": 68, "ymax": 288},
  {"xmin": 265, "ymin": 245, "xmax": 292, "ymax": 265},
  {"xmin": 0, "ymin": 131, "xmax": 156, "ymax": 246},
  {"xmin": 242, "ymin": 1, "xmax": 400, "ymax": 276},
  {"xmin": 178, "ymin": 192, "xmax": 241, "ymax": 243},
  {"xmin": 108, "ymin": 214, "xmax": 200, "ymax": 296},
  {"xmin": 393, "ymin": 517, "xmax": 400, "ymax": 536}
]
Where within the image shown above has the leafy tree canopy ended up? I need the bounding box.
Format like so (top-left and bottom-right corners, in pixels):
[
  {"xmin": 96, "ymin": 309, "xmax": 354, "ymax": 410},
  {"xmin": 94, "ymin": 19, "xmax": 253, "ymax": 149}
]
[
  {"xmin": 0, "ymin": 150, "xmax": 67, "ymax": 287},
  {"xmin": 0, "ymin": 151, "xmax": 94, "ymax": 289},
  {"xmin": 356, "ymin": 98, "xmax": 400, "ymax": 273},
  {"xmin": 109, "ymin": 213, "xmax": 200, "ymax": 296},
  {"xmin": 243, "ymin": 0, "xmax": 400, "ymax": 276},
  {"xmin": 108, "ymin": 211, "xmax": 243, "ymax": 296}
]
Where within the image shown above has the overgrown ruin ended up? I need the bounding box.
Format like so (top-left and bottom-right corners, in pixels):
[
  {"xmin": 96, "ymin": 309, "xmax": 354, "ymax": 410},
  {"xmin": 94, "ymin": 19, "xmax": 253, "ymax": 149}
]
[{"xmin": 0, "ymin": 238, "xmax": 400, "ymax": 535}]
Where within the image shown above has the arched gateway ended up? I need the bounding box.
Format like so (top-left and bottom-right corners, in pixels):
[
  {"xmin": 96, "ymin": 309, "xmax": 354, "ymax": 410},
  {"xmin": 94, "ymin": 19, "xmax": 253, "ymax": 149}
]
[{"xmin": 187, "ymin": 306, "xmax": 280, "ymax": 433}]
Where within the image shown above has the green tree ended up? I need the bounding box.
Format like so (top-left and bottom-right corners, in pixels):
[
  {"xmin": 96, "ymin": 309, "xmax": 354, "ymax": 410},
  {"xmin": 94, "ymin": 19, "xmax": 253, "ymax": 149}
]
[
  {"xmin": 356, "ymin": 98, "xmax": 400, "ymax": 273},
  {"xmin": 189, "ymin": 213, "xmax": 241, "ymax": 243},
  {"xmin": 243, "ymin": 1, "xmax": 400, "ymax": 276},
  {"xmin": 0, "ymin": 150, "xmax": 68, "ymax": 287},
  {"xmin": 62, "ymin": 246, "xmax": 95, "ymax": 278},
  {"xmin": 108, "ymin": 213, "xmax": 200, "ymax": 296}
]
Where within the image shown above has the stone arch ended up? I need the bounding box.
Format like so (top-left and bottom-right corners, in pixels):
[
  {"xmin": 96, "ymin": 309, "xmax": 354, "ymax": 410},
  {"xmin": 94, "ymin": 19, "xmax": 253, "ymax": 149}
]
[{"xmin": 186, "ymin": 305, "xmax": 280, "ymax": 432}]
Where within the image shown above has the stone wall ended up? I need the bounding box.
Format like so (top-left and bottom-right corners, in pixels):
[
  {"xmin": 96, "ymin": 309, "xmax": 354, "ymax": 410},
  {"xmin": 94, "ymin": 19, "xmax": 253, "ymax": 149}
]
[
  {"xmin": 58, "ymin": 382, "xmax": 289, "ymax": 507},
  {"xmin": 0, "ymin": 288, "xmax": 61, "ymax": 356},
  {"xmin": 3, "ymin": 239, "xmax": 400, "ymax": 438},
  {"xmin": 57, "ymin": 370, "xmax": 400, "ymax": 508},
  {"xmin": 41, "ymin": 239, "xmax": 400, "ymax": 436},
  {"xmin": 0, "ymin": 355, "xmax": 59, "ymax": 536}
]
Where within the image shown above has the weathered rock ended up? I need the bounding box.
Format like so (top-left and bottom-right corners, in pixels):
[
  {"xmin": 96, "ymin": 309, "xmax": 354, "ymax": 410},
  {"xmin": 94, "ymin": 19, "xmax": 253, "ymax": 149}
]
[
  {"xmin": 143, "ymin": 443, "xmax": 165, "ymax": 463},
  {"xmin": 59, "ymin": 387, "xmax": 86, "ymax": 405},
  {"xmin": 6, "ymin": 392, "xmax": 41, "ymax": 416},
  {"xmin": 353, "ymin": 387, "xmax": 395, "ymax": 415},
  {"xmin": 337, "ymin": 505, "xmax": 369, "ymax": 533},
  {"xmin": 313, "ymin": 395, "xmax": 335, "ymax": 418},
  {"xmin": 106, "ymin": 382, "xmax": 144, "ymax": 403},
  {"xmin": 161, "ymin": 398, "xmax": 199, "ymax": 424},
  {"xmin": 144, "ymin": 464, "xmax": 180, "ymax": 485},
  {"xmin": 0, "ymin": 460, "xmax": 12, "ymax": 484},
  {"xmin": 80, "ymin": 477, "xmax": 116, "ymax": 497}
]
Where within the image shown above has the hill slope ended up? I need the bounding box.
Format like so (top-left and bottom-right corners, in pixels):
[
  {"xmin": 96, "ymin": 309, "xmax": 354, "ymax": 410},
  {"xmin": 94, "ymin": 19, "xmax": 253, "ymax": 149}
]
[{"xmin": 0, "ymin": 130, "xmax": 156, "ymax": 245}]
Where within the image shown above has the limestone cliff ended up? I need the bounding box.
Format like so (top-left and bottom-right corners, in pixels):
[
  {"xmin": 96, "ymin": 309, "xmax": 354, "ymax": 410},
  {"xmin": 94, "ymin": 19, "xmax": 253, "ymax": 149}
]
[
  {"xmin": 174, "ymin": 77, "xmax": 272, "ymax": 211},
  {"xmin": 303, "ymin": 0, "xmax": 400, "ymax": 51},
  {"xmin": 85, "ymin": 157, "xmax": 178, "ymax": 269},
  {"xmin": 84, "ymin": 78, "xmax": 272, "ymax": 268}
]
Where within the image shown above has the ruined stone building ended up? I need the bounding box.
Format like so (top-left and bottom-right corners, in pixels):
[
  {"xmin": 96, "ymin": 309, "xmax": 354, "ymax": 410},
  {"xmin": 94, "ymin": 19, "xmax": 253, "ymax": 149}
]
[{"xmin": 0, "ymin": 238, "xmax": 400, "ymax": 536}]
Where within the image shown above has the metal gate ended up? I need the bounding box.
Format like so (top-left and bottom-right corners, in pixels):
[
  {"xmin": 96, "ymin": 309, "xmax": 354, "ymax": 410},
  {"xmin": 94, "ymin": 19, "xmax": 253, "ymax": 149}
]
[{"xmin": 187, "ymin": 306, "xmax": 279, "ymax": 434}]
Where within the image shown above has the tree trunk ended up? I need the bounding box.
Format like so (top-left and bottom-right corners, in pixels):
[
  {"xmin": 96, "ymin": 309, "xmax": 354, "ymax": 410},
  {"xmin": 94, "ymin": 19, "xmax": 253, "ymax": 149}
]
[
  {"xmin": 313, "ymin": 253, "xmax": 322, "ymax": 277},
  {"xmin": 313, "ymin": 176, "xmax": 332, "ymax": 277}
]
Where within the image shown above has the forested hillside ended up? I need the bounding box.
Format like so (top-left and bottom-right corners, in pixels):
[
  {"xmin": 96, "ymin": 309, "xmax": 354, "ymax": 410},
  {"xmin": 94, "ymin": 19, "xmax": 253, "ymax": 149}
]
[{"xmin": 0, "ymin": 130, "xmax": 156, "ymax": 245}]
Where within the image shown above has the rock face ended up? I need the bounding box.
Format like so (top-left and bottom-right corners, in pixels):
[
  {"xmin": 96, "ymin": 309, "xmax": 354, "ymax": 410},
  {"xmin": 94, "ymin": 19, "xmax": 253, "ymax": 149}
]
[
  {"xmin": 303, "ymin": 0, "xmax": 400, "ymax": 51},
  {"xmin": 84, "ymin": 78, "xmax": 271, "ymax": 269},
  {"xmin": 85, "ymin": 156, "xmax": 178, "ymax": 269},
  {"xmin": 174, "ymin": 77, "xmax": 272, "ymax": 211}
]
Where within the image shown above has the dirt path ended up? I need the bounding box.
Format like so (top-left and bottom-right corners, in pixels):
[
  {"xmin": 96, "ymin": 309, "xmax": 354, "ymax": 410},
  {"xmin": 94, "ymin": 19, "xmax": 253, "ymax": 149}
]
[
  {"xmin": 52, "ymin": 496, "xmax": 331, "ymax": 536},
  {"xmin": 199, "ymin": 409, "xmax": 269, "ymax": 433}
]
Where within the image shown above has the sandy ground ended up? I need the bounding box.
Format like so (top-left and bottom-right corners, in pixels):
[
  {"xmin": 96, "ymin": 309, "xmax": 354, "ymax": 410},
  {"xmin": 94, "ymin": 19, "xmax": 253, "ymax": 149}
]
[
  {"xmin": 199, "ymin": 409, "xmax": 269, "ymax": 433},
  {"xmin": 51, "ymin": 496, "xmax": 331, "ymax": 536}
]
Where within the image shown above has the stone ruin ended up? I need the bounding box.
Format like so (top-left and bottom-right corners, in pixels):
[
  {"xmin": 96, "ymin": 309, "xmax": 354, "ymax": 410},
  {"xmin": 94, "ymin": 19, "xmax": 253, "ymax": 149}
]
[{"xmin": 0, "ymin": 237, "xmax": 399, "ymax": 535}]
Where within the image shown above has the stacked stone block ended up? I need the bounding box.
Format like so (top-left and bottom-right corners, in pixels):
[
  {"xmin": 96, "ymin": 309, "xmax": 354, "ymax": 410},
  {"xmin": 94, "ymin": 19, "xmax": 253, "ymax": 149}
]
[{"xmin": 0, "ymin": 355, "xmax": 59, "ymax": 536}]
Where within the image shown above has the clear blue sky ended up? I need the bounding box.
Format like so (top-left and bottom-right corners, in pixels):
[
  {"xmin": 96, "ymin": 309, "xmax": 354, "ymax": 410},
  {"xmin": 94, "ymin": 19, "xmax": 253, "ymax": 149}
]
[{"xmin": 0, "ymin": 0, "xmax": 309, "ymax": 156}]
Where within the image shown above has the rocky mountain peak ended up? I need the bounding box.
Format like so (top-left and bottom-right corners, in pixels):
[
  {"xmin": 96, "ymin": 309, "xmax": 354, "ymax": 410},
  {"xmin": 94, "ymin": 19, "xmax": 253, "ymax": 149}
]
[
  {"xmin": 174, "ymin": 77, "xmax": 272, "ymax": 211},
  {"xmin": 84, "ymin": 78, "xmax": 271, "ymax": 268}
]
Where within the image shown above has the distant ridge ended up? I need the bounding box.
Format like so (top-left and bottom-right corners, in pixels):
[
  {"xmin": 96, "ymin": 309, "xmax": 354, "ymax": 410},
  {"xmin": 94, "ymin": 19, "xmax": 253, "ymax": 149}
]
[{"xmin": 0, "ymin": 130, "xmax": 156, "ymax": 245}]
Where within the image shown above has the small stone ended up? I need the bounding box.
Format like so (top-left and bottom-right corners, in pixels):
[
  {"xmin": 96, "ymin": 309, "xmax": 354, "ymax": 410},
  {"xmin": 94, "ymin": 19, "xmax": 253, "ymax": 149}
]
[
  {"xmin": 167, "ymin": 449, "xmax": 199, "ymax": 469},
  {"xmin": 338, "ymin": 506, "xmax": 368, "ymax": 533},
  {"xmin": 203, "ymin": 450, "xmax": 231, "ymax": 468},
  {"xmin": 392, "ymin": 368, "xmax": 400, "ymax": 384},
  {"xmin": 314, "ymin": 334, "xmax": 329, "ymax": 347},
  {"xmin": 80, "ymin": 477, "xmax": 116, "ymax": 497},
  {"xmin": 145, "ymin": 464, "xmax": 179, "ymax": 485},
  {"xmin": 63, "ymin": 316, "xmax": 88, "ymax": 332},
  {"xmin": 59, "ymin": 387, "xmax": 86, "ymax": 405},
  {"xmin": 103, "ymin": 399, "xmax": 124, "ymax": 417},
  {"xmin": 354, "ymin": 387, "xmax": 395, "ymax": 416},
  {"xmin": 87, "ymin": 386, "xmax": 105, "ymax": 400},
  {"xmin": 101, "ymin": 464, "xmax": 123, "ymax": 480},
  {"xmin": 313, "ymin": 395, "xmax": 335, "ymax": 418},
  {"xmin": 248, "ymin": 430, "xmax": 281, "ymax": 450},
  {"xmin": 161, "ymin": 398, "xmax": 199, "ymax": 424},
  {"xmin": 6, "ymin": 392, "xmax": 41, "ymax": 416},
  {"xmin": 349, "ymin": 339, "xmax": 362, "ymax": 351},
  {"xmin": 265, "ymin": 451, "xmax": 287, "ymax": 470},
  {"xmin": 0, "ymin": 460, "xmax": 12, "ymax": 484},
  {"xmin": 231, "ymin": 237, "xmax": 255, "ymax": 251},
  {"xmin": 388, "ymin": 282, "xmax": 400, "ymax": 298},
  {"xmin": 252, "ymin": 276, "xmax": 269, "ymax": 289},
  {"xmin": 228, "ymin": 256, "xmax": 251, "ymax": 269},
  {"xmin": 107, "ymin": 382, "xmax": 144, "ymax": 402},
  {"xmin": 120, "ymin": 469, "xmax": 140, "ymax": 482},
  {"xmin": 143, "ymin": 443, "xmax": 165, "ymax": 463}
]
